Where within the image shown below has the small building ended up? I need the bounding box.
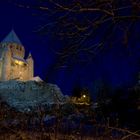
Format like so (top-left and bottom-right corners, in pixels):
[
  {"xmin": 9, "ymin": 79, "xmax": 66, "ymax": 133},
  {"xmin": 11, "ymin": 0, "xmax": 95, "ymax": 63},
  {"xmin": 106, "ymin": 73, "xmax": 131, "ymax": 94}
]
[{"xmin": 0, "ymin": 30, "xmax": 34, "ymax": 81}]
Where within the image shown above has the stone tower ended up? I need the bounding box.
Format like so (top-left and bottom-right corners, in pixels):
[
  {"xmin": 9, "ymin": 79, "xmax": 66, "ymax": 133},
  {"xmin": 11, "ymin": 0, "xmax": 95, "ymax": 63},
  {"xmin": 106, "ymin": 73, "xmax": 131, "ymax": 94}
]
[
  {"xmin": 0, "ymin": 30, "xmax": 34, "ymax": 81},
  {"xmin": 26, "ymin": 53, "xmax": 34, "ymax": 79}
]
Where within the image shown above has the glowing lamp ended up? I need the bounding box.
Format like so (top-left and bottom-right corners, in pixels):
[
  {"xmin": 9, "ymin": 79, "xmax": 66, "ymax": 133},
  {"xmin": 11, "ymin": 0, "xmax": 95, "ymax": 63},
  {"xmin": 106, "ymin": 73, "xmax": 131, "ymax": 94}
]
[{"xmin": 83, "ymin": 94, "xmax": 86, "ymax": 98}]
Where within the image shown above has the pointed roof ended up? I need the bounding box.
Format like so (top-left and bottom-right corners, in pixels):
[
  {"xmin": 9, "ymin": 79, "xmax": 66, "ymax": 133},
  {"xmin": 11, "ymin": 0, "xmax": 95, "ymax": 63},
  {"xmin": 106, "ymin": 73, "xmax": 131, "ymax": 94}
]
[
  {"xmin": 27, "ymin": 52, "xmax": 32, "ymax": 58},
  {"xmin": 1, "ymin": 30, "xmax": 22, "ymax": 45}
]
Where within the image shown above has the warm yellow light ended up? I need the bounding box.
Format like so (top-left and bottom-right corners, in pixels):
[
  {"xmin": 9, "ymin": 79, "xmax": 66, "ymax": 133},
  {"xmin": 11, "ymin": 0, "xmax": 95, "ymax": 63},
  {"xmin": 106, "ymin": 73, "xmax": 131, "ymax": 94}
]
[
  {"xmin": 15, "ymin": 60, "xmax": 24, "ymax": 66},
  {"xmin": 83, "ymin": 94, "xmax": 86, "ymax": 98}
]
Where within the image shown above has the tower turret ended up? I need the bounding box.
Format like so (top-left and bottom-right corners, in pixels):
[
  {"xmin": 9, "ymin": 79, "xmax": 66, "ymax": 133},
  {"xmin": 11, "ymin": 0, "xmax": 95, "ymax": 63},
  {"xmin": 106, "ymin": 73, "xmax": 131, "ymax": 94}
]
[
  {"xmin": 0, "ymin": 30, "xmax": 35, "ymax": 81},
  {"xmin": 26, "ymin": 53, "xmax": 34, "ymax": 79},
  {"xmin": 1, "ymin": 30, "xmax": 25, "ymax": 58}
]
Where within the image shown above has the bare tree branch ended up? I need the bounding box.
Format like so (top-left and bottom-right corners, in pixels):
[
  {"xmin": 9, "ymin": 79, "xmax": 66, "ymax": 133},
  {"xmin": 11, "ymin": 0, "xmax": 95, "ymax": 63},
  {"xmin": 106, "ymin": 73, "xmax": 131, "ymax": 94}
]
[{"xmin": 10, "ymin": 0, "xmax": 140, "ymax": 68}]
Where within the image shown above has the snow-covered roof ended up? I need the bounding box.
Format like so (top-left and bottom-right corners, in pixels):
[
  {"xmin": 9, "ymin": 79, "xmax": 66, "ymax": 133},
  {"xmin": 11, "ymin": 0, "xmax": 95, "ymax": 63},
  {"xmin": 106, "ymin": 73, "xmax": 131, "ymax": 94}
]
[
  {"xmin": 1, "ymin": 30, "xmax": 22, "ymax": 45},
  {"xmin": 13, "ymin": 56, "xmax": 27, "ymax": 63},
  {"xmin": 30, "ymin": 76, "xmax": 43, "ymax": 82}
]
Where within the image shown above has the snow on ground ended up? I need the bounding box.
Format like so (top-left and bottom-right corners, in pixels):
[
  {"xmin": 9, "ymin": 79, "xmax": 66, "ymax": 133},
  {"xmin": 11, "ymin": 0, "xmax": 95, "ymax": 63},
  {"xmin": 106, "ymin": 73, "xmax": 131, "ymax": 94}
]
[
  {"xmin": 30, "ymin": 76, "xmax": 43, "ymax": 82},
  {"xmin": 0, "ymin": 80, "xmax": 68, "ymax": 112}
]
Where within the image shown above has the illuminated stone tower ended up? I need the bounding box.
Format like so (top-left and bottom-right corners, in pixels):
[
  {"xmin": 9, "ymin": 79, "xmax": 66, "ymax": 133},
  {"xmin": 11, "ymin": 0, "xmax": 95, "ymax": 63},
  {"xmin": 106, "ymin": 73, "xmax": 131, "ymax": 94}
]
[
  {"xmin": 26, "ymin": 53, "xmax": 34, "ymax": 79},
  {"xmin": 0, "ymin": 30, "xmax": 34, "ymax": 81}
]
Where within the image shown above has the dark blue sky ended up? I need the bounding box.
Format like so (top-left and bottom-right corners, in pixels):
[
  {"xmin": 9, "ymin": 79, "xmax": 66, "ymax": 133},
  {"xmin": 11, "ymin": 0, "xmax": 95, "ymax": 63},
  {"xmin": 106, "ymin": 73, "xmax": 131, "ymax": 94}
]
[{"xmin": 0, "ymin": 1, "xmax": 140, "ymax": 96}]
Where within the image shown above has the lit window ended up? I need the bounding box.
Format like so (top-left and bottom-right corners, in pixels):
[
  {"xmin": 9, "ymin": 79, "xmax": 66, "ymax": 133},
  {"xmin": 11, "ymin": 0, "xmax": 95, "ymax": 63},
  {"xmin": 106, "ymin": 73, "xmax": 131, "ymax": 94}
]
[{"xmin": 15, "ymin": 60, "xmax": 24, "ymax": 66}]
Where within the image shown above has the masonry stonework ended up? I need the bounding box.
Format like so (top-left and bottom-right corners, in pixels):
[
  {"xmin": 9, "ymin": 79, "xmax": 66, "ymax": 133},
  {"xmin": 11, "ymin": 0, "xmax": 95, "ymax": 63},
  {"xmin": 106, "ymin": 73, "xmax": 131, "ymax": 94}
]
[{"xmin": 0, "ymin": 30, "xmax": 34, "ymax": 81}]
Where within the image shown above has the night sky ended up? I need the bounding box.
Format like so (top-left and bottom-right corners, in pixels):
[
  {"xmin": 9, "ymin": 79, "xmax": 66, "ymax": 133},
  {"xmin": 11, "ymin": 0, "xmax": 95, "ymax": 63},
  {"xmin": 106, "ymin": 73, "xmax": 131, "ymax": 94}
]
[{"xmin": 0, "ymin": 1, "xmax": 140, "ymax": 96}]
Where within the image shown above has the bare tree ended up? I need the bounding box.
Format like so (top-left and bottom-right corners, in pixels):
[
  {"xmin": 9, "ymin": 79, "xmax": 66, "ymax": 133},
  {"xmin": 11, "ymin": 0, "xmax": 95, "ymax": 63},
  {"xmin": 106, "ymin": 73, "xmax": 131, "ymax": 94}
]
[{"xmin": 10, "ymin": 0, "xmax": 140, "ymax": 68}]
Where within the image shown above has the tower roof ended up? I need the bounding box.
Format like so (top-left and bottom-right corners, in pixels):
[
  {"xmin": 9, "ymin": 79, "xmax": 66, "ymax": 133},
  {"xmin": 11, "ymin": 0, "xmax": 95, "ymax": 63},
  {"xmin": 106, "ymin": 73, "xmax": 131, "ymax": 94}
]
[
  {"xmin": 1, "ymin": 30, "xmax": 22, "ymax": 45},
  {"xmin": 27, "ymin": 52, "xmax": 33, "ymax": 59}
]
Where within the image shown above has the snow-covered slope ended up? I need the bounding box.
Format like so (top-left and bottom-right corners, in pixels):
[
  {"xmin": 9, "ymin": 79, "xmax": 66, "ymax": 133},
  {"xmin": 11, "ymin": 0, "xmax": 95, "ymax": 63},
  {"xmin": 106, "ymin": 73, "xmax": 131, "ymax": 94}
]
[{"xmin": 0, "ymin": 80, "xmax": 68, "ymax": 112}]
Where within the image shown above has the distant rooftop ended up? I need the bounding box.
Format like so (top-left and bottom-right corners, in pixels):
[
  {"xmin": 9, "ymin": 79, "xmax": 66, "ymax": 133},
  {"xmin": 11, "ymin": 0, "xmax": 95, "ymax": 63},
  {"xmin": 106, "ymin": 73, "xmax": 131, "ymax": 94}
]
[{"xmin": 1, "ymin": 30, "xmax": 22, "ymax": 45}]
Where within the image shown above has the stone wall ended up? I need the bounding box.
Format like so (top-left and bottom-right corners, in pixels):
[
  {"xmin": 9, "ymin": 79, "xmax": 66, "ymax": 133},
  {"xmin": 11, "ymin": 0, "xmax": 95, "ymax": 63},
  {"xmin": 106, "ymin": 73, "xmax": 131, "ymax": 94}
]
[
  {"xmin": 0, "ymin": 80, "xmax": 68, "ymax": 112},
  {"xmin": 0, "ymin": 43, "xmax": 34, "ymax": 81}
]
